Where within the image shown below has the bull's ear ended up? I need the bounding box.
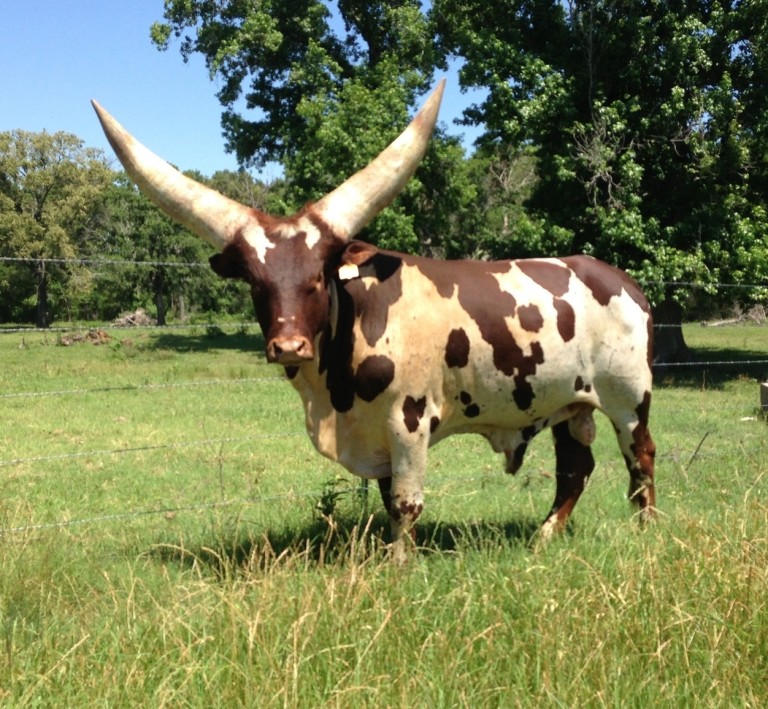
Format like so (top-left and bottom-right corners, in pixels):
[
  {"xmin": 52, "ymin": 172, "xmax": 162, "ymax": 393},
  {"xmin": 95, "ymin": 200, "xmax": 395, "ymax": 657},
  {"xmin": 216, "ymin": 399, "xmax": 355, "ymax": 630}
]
[
  {"xmin": 340, "ymin": 240, "xmax": 379, "ymax": 268},
  {"xmin": 209, "ymin": 252, "xmax": 244, "ymax": 280},
  {"xmin": 338, "ymin": 240, "xmax": 401, "ymax": 283}
]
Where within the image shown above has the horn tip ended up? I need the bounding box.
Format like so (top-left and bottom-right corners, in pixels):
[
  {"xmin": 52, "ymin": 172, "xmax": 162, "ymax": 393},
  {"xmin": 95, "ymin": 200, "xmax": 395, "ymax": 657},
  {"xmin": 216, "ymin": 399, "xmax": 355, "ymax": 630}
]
[
  {"xmin": 91, "ymin": 100, "xmax": 110, "ymax": 126},
  {"xmin": 432, "ymin": 78, "xmax": 447, "ymax": 101}
]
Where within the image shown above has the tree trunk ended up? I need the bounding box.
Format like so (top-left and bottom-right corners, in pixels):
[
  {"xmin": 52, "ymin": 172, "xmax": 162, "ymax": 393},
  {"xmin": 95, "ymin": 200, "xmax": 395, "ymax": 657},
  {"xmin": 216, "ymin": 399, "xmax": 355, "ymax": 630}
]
[
  {"xmin": 154, "ymin": 270, "xmax": 167, "ymax": 326},
  {"xmin": 35, "ymin": 260, "xmax": 51, "ymax": 328},
  {"xmin": 652, "ymin": 299, "xmax": 693, "ymax": 365}
]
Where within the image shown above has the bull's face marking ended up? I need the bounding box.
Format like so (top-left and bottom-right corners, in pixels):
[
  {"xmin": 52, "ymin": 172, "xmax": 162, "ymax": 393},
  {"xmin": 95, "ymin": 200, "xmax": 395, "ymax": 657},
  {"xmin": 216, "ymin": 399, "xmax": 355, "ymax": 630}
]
[
  {"xmin": 211, "ymin": 219, "xmax": 345, "ymax": 366},
  {"xmin": 242, "ymin": 223, "xmax": 275, "ymax": 263}
]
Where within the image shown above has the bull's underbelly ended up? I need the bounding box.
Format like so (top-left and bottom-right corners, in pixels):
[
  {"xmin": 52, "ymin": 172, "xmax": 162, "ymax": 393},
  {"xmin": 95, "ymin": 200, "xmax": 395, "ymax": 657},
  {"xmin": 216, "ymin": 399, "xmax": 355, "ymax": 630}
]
[{"xmin": 292, "ymin": 373, "xmax": 600, "ymax": 480}]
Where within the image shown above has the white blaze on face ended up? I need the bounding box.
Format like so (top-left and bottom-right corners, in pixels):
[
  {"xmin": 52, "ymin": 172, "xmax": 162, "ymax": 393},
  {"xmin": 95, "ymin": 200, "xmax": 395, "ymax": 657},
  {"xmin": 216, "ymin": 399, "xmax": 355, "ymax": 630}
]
[
  {"xmin": 302, "ymin": 220, "xmax": 323, "ymax": 250},
  {"xmin": 271, "ymin": 217, "xmax": 324, "ymax": 251},
  {"xmin": 242, "ymin": 222, "xmax": 275, "ymax": 263}
]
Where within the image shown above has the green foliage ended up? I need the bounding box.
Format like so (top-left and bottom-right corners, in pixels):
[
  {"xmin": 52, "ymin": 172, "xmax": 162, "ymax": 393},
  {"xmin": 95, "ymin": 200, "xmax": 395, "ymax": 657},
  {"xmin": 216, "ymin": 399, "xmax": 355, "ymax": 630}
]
[
  {"xmin": 0, "ymin": 134, "xmax": 273, "ymax": 324},
  {"xmin": 7, "ymin": 3, "xmax": 768, "ymax": 327},
  {"xmin": 99, "ymin": 174, "xmax": 244, "ymax": 323},
  {"xmin": 151, "ymin": 0, "xmax": 436, "ymax": 169},
  {"xmin": 437, "ymin": 0, "xmax": 768, "ymax": 307},
  {"xmin": 151, "ymin": 0, "xmax": 487, "ymax": 255},
  {"xmin": 0, "ymin": 130, "xmax": 111, "ymax": 324}
]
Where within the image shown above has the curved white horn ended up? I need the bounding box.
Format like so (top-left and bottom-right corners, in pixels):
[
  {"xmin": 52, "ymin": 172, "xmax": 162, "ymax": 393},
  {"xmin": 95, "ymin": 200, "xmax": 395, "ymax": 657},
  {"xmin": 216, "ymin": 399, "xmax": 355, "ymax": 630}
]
[
  {"xmin": 311, "ymin": 80, "xmax": 445, "ymax": 240},
  {"xmin": 92, "ymin": 100, "xmax": 254, "ymax": 250}
]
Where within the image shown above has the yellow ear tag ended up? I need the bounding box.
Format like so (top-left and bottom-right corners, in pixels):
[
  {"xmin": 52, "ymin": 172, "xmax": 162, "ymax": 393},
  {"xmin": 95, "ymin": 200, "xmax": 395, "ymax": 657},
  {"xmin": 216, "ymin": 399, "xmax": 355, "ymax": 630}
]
[{"xmin": 338, "ymin": 263, "xmax": 360, "ymax": 281}]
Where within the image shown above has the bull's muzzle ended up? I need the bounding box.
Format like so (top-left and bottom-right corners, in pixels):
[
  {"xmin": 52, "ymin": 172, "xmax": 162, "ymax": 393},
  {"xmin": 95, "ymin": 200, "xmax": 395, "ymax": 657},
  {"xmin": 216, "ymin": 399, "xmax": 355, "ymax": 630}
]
[{"xmin": 267, "ymin": 336, "xmax": 314, "ymax": 365}]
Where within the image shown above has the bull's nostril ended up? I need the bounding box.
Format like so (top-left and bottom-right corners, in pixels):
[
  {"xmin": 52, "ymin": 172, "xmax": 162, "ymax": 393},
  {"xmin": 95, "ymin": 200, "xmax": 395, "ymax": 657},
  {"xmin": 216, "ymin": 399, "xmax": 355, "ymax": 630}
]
[{"xmin": 268, "ymin": 336, "xmax": 313, "ymax": 363}]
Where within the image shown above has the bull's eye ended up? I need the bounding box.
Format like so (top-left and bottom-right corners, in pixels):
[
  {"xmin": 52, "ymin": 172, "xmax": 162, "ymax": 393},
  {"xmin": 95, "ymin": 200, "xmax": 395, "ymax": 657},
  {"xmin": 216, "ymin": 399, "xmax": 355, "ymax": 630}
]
[
  {"xmin": 306, "ymin": 276, "xmax": 323, "ymax": 295},
  {"xmin": 251, "ymin": 281, "xmax": 267, "ymax": 299}
]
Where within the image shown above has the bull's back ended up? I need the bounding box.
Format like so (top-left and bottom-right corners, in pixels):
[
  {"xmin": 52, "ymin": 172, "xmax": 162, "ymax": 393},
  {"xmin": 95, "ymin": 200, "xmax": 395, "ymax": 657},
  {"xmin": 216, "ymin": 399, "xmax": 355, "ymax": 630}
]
[{"xmin": 391, "ymin": 253, "xmax": 653, "ymax": 399}]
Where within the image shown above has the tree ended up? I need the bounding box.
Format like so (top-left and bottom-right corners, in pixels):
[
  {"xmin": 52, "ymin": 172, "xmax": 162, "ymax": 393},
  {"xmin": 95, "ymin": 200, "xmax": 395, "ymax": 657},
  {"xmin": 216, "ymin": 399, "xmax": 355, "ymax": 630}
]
[
  {"xmin": 208, "ymin": 169, "xmax": 288, "ymax": 213},
  {"xmin": 150, "ymin": 0, "xmax": 481, "ymax": 255},
  {"xmin": 151, "ymin": 1, "xmax": 436, "ymax": 169},
  {"xmin": 102, "ymin": 173, "xmax": 237, "ymax": 324},
  {"xmin": 436, "ymin": 0, "xmax": 768, "ymax": 361},
  {"xmin": 0, "ymin": 130, "xmax": 111, "ymax": 326}
]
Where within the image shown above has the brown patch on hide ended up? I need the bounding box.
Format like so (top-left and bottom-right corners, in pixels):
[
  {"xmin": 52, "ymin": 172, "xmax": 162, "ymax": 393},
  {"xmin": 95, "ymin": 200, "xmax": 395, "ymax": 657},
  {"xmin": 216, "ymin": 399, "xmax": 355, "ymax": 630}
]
[
  {"xmin": 402, "ymin": 395, "xmax": 427, "ymax": 433},
  {"xmin": 518, "ymin": 303, "xmax": 544, "ymax": 332},
  {"xmin": 355, "ymin": 355, "xmax": 396, "ymax": 402},
  {"xmin": 516, "ymin": 260, "xmax": 572, "ymax": 297},
  {"xmin": 445, "ymin": 328, "xmax": 470, "ymax": 368}
]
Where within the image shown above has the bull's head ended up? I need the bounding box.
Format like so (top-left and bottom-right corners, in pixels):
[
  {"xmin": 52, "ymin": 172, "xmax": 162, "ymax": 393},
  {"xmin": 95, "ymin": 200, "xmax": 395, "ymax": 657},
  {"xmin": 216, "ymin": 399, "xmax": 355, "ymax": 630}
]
[{"xmin": 92, "ymin": 83, "xmax": 445, "ymax": 365}]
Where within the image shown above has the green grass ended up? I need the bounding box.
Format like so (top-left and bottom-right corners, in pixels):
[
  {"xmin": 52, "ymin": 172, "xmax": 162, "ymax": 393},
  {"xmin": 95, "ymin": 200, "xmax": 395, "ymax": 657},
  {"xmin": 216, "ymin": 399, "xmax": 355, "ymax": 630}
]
[{"xmin": 1, "ymin": 323, "xmax": 767, "ymax": 706}]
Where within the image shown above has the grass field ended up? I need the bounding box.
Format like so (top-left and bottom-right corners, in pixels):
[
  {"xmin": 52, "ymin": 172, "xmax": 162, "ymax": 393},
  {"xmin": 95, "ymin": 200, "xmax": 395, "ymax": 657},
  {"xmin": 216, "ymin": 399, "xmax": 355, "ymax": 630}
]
[{"xmin": 1, "ymin": 322, "xmax": 767, "ymax": 706}]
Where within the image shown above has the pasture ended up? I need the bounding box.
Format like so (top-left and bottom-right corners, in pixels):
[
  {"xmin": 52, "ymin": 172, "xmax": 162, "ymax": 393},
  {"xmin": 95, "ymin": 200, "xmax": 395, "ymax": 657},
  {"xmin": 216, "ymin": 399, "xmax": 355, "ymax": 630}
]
[{"xmin": 1, "ymin": 322, "xmax": 767, "ymax": 706}]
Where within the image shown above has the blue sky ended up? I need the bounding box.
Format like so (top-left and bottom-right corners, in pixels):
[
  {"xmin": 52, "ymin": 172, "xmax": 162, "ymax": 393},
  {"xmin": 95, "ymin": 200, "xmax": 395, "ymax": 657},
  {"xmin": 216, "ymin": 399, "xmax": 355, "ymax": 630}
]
[{"xmin": 1, "ymin": 1, "xmax": 480, "ymax": 180}]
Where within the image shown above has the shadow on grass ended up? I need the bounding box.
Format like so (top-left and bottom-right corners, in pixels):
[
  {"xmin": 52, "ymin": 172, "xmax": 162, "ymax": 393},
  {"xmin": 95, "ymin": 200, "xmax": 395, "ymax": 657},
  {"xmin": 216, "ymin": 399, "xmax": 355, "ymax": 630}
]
[
  {"xmin": 150, "ymin": 512, "xmax": 542, "ymax": 575},
  {"xmin": 654, "ymin": 345, "xmax": 768, "ymax": 389},
  {"xmin": 147, "ymin": 329, "xmax": 266, "ymax": 355}
]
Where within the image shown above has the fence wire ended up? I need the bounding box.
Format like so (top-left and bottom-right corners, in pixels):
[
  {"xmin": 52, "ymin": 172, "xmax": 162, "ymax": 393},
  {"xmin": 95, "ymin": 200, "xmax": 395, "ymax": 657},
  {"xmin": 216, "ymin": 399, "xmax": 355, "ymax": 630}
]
[
  {"xmin": 0, "ymin": 256, "xmax": 208, "ymax": 268},
  {"xmin": 0, "ymin": 376, "xmax": 284, "ymax": 400},
  {"xmin": 2, "ymin": 263, "xmax": 767, "ymax": 539},
  {"xmin": 0, "ymin": 432, "xmax": 303, "ymax": 469},
  {"xmin": 3, "ymin": 256, "xmax": 768, "ymax": 289},
  {"xmin": 0, "ymin": 491, "xmax": 324, "ymax": 537},
  {"xmin": 0, "ymin": 439, "xmax": 752, "ymax": 538}
]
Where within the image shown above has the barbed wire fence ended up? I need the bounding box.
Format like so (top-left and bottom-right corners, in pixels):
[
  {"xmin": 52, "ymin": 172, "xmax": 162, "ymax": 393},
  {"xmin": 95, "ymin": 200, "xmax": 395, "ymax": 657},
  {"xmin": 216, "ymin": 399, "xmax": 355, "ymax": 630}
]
[{"xmin": 1, "ymin": 255, "xmax": 767, "ymax": 538}]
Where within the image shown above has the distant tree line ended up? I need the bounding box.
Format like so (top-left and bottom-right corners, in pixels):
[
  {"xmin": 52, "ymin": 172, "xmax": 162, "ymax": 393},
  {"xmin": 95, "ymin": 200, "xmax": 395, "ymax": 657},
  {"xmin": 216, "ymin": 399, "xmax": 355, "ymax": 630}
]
[
  {"xmin": 0, "ymin": 131, "xmax": 289, "ymax": 326},
  {"xmin": 3, "ymin": 1, "xmax": 768, "ymax": 348}
]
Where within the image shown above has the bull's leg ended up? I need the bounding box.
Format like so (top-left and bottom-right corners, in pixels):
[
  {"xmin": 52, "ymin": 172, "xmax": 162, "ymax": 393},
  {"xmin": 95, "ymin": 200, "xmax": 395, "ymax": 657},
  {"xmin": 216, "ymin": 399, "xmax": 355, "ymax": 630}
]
[
  {"xmin": 614, "ymin": 418, "xmax": 656, "ymax": 523},
  {"xmin": 382, "ymin": 436, "xmax": 428, "ymax": 563},
  {"xmin": 377, "ymin": 475, "xmax": 418, "ymax": 564},
  {"xmin": 377, "ymin": 476, "xmax": 394, "ymax": 516},
  {"xmin": 537, "ymin": 420, "xmax": 596, "ymax": 542},
  {"xmin": 503, "ymin": 423, "xmax": 545, "ymax": 474}
]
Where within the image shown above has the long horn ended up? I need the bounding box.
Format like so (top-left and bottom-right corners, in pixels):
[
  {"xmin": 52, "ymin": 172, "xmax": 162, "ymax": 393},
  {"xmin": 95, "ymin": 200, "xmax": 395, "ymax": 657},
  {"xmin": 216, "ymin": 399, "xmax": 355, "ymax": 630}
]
[
  {"xmin": 311, "ymin": 80, "xmax": 445, "ymax": 240},
  {"xmin": 92, "ymin": 100, "xmax": 254, "ymax": 250}
]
